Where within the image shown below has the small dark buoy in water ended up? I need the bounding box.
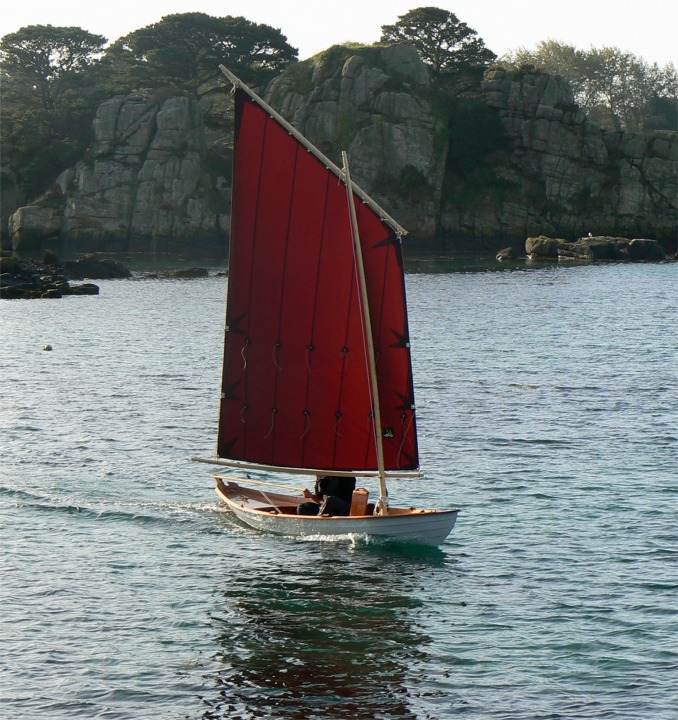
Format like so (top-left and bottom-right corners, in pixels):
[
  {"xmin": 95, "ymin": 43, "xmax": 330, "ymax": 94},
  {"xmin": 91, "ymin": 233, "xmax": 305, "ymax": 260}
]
[{"xmin": 43, "ymin": 344, "xmax": 53, "ymax": 351}]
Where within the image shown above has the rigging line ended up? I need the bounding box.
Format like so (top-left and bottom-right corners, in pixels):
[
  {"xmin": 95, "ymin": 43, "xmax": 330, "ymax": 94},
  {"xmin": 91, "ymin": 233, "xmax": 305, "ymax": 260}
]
[
  {"xmin": 363, "ymin": 412, "xmax": 376, "ymax": 470},
  {"xmin": 349, "ymin": 231, "xmax": 379, "ymax": 465},
  {"xmin": 240, "ymin": 340, "xmax": 248, "ymax": 369},
  {"xmin": 397, "ymin": 412, "xmax": 416, "ymax": 468},
  {"xmin": 347, "ymin": 187, "xmax": 380, "ymax": 464},
  {"xmin": 357, "ymin": 298, "xmax": 379, "ymax": 458},
  {"xmin": 194, "ymin": 324, "xmax": 227, "ymax": 384},
  {"xmin": 343, "ymin": 153, "xmax": 388, "ymax": 506}
]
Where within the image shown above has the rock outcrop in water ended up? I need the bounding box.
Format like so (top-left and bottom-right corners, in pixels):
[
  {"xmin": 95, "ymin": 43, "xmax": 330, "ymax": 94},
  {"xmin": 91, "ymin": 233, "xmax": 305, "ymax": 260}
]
[
  {"xmin": 525, "ymin": 235, "xmax": 669, "ymax": 262},
  {"xmin": 6, "ymin": 44, "xmax": 677, "ymax": 256},
  {"xmin": 0, "ymin": 255, "xmax": 131, "ymax": 299}
]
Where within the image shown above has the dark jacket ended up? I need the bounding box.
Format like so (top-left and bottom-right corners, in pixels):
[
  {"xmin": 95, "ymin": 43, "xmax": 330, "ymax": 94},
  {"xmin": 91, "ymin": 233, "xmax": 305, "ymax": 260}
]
[{"xmin": 315, "ymin": 476, "xmax": 356, "ymax": 503}]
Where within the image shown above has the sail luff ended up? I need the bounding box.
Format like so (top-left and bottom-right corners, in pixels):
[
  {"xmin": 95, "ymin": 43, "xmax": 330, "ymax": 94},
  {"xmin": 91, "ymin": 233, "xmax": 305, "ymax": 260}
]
[
  {"xmin": 218, "ymin": 65, "xmax": 407, "ymax": 238},
  {"xmin": 342, "ymin": 152, "xmax": 388, "ymax": 509}
]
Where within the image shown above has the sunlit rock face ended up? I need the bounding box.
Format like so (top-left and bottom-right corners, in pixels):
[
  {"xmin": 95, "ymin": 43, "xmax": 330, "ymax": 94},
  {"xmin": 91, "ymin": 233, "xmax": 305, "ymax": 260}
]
[
  {"xmin": 265, "ymin": 43, "xmax": 446, "ymax": 238},
  {"xmin": 446, "ymin": 68, "xmax": 677, "ymax": 243},
  {"xmin": 8, "ymin": 47, "xmax": 676, "ymax": 255},
  {"xmin": 10, "ymin": 92, "xmax": 217, "ymax": 255}
]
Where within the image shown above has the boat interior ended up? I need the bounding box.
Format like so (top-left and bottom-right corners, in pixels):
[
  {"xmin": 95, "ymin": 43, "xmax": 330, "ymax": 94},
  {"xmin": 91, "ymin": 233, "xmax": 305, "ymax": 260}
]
[{"xmin": 213, "ymin": 475, "xmax": 433, "ymax": 517}]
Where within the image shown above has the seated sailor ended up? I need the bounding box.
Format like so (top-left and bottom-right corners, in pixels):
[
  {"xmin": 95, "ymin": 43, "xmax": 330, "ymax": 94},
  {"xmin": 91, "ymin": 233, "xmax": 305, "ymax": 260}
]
[{"xmin": 297, "ymin": 475, "xmax": 356, "ymax": 516}]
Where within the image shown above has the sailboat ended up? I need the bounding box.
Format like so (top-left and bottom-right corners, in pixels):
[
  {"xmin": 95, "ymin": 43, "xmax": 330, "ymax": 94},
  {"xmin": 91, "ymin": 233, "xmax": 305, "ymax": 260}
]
[{"xmin": 192, "ymin": 66, "xmax": 459, "ymax": 546}]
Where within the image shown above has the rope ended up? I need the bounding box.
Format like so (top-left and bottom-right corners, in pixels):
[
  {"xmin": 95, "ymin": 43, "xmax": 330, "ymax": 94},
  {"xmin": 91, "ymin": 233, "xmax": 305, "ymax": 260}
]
[
  {"xmin": 272, "ymin": 342, "xmax": 283, "ymax": 371},
  {"xmin": 263, "ymin": 409, "xmax": 277, "ymax": 439},
  {"xmin": 334, "ymin": 413, "xmax": 344, "ymax": 437},
  {"xmin": 300, "ymin": 411, "xmax": 311, "ymax": 439}
]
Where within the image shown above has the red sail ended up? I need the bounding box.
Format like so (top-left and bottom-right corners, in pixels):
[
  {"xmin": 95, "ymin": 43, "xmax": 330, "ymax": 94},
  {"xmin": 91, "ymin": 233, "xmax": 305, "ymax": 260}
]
[{"xmin": 218, "ymin": 88, "xmax": 418, "ymax": 472}]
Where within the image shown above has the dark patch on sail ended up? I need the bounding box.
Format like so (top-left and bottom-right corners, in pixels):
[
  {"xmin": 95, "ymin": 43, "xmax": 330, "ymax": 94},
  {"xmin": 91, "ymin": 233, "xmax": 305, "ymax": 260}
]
[
  {"xmin": 219, "ymin": 437, "xmax": 240, "ymax": 456},
  {"xmin": 399, "ymin": 450, "xmax": 418, "ymax": 470},
  {"xmin": 372, "ymin": 233, "xmax": 399, "ymax": 250},
  {"xmin": 227, "ymin": 312, "xmax": 247, "ymax": 334},
  {"xmin": 222, "ymin": 380, "xmax": 242, "ymax": 401},
  {"xmin": 389, "ymin": 327, "xmax": 410, "ymax": 349},
  {"xmin": 372, "ymin": 233, "xmax": 404, "ymax": 270},
  {"xmin": 395, "ymin": 391, "xmax": 415, "ymax": 411}
]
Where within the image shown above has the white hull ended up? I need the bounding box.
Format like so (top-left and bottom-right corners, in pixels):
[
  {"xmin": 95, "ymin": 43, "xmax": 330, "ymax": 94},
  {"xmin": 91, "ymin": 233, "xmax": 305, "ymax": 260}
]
[{"xmin": 215, "ymin": 477, "xmax": 458, "ymax": 546}]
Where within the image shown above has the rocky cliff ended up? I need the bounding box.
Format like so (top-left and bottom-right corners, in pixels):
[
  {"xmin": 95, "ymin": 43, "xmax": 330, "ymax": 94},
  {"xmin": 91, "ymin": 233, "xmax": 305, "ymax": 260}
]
[
  {"xmin": 7, "ymin": 45, "xmax": 677, "ymax": 256},
  {"xmin": 264, "ymin": 43, "xmax": 446, "ymax": 237},
  {"xmin": 8, "ymin": 90, "xmax": 224, "ymax": 256},
  {"xmin": 448, "ymin": 68, "xmax": 677, "ymax": 243}
]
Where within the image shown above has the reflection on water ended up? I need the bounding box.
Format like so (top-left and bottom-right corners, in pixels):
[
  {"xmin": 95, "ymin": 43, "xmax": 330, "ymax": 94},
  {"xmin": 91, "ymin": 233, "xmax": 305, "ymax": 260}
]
[{"xmin": 203, "ymin": 544, "xmax": 451, "ymax": 720}]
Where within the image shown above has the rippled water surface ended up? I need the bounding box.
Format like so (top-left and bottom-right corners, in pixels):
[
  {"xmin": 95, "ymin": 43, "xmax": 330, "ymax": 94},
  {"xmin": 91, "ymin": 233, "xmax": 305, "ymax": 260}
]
[{"xmin": 1, "ymin": 261, "xmax": 676, "ymax": 719}]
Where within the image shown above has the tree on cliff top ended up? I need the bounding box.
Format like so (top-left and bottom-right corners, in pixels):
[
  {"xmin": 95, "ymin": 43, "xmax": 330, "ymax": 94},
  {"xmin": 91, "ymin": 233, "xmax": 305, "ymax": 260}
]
[
  {"xmin": 507, "ymin": 40, "xmax": 678, "ymax": 131},
  {"xmin": 380, "ymin": 7, "xmax": 496, "ymax": 75},
  {"xmin": 0, "ymin": 25, "xmax": 106, "ymax": 111},
  {"xmin": 1, "ymin": 25, "xmax": 108, "ymax": 197},
  {"xmin": 102, "ymin": 13, "xmax": 298, "ymax": 93}
]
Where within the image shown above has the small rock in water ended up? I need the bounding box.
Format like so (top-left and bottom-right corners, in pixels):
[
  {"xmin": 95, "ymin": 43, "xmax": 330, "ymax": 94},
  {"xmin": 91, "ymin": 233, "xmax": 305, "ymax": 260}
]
[
  {"xmin": 43, "ymin": 344, "xmax": 53, "ymax": 351},
  {"xmin": 164, "ymin": 267, "xmax": 209, "ymax": 278}
]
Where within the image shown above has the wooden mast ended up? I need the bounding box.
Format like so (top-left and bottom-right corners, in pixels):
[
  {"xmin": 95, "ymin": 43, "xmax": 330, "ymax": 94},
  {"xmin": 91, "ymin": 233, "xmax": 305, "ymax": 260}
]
[{"xmin": 341, "ymin": 151, "xmax": 389, "ymax": 513}]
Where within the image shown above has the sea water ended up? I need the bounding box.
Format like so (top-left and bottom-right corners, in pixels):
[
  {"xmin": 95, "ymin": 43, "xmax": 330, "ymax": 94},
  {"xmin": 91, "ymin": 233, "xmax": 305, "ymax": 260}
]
[{"xmin": 1, "ymin": 260, "xmax": 676, "ymax": 719}]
